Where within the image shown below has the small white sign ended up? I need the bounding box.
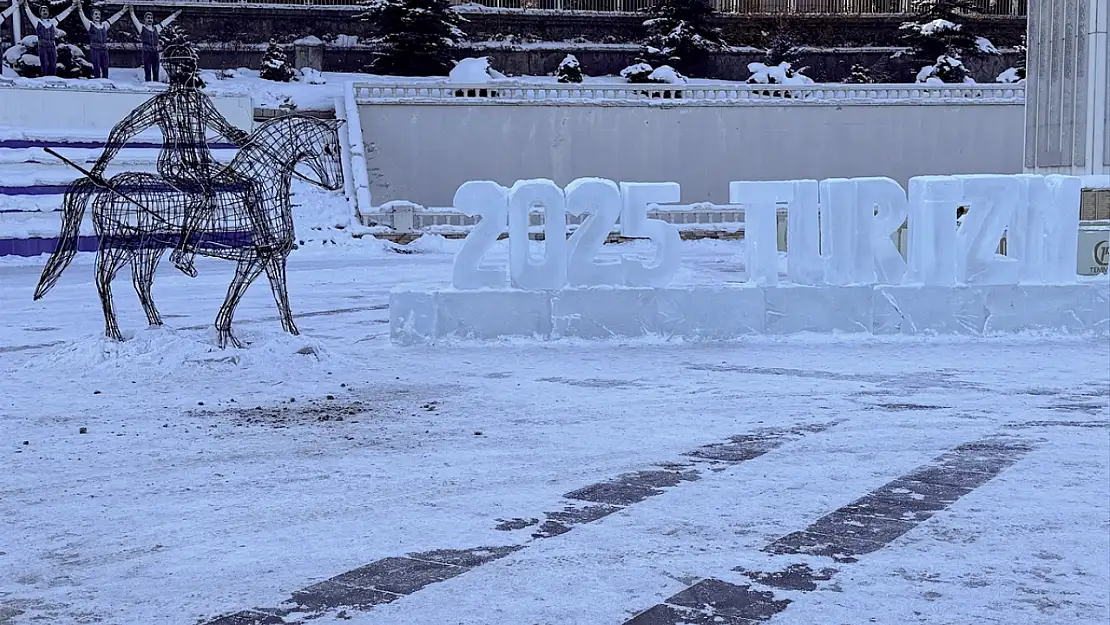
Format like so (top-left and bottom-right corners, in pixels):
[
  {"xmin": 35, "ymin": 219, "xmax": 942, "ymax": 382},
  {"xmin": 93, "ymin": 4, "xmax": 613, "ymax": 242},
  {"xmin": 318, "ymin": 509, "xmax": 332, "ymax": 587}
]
[{"xmin": 1078, "ymin": 228, "xmax": 1109, "ymax": 275}]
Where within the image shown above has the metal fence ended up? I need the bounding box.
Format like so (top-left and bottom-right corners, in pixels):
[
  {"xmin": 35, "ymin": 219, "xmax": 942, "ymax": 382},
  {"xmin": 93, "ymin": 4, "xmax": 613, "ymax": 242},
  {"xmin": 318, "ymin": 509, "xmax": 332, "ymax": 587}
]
[{"xmin": 134, "ymin": 0, "xmax": 1027, "ymax": 15}]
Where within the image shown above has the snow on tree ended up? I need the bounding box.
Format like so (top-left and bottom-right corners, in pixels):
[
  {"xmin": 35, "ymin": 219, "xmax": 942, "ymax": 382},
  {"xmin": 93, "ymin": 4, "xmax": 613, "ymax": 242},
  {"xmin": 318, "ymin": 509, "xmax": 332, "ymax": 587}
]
[
  {"xmin": 358, "ymin": 0, "xmax": 465, "ymax": 77},
  {"xmin": 555, "ymin": 54, "xmax": 583, "ymax": 83},
  {"xmin": 2, "ymin": 33, "xmax": 93, "ymax": 79},
  {"xmin": 746, "ymin": 61, "xmax": 812, "ymax": 86},
  {"xmin": 637, "ymin": 0, "xmax": 725, "ymax": 78},
  {"xmin": 898, "ymin": 0, "xmax": 998, "ymax": 84},
  {"xmin": 997, "ymin": 34, "xmax": 1026, "ymax": 83},
  {"xmin": 843, "ymin": 64, "xmax": 882, "ymax": 84},
  {"xmin": 260, "ymin": 40, "xmax": 294, "ymax": 82}
]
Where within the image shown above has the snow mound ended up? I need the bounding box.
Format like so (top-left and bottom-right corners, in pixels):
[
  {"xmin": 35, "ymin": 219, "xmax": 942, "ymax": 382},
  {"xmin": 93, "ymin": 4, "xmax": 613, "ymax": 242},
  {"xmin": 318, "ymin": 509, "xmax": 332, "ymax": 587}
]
[
  {"xmin": 996, "ymin": 67, "xmax": 1024, "ymax": 84},
  {"xmin": 747, "ymin": 62, "xmax": 814, "ymax": 85},
  {"xmin": 648, "ymin": 65, "xmax": 687, "ymax": 84},
  {"xmin": 29, "ymin": 327, "xmax": 335, "ymax": 372},
  {"xmin": 298, "ymin": 68, "xmax": 327, "ymax": 85},
  {"xmin": 449, "ymin": 57, "xmax": 506, "ymax": 83}
]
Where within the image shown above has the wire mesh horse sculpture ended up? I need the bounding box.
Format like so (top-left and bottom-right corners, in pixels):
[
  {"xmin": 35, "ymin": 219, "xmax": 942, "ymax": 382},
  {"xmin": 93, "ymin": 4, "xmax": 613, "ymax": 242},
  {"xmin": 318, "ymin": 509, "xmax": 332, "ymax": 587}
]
[{"xmin": 34, "ymin": 114, "xmax": 346, "ymax": 348}]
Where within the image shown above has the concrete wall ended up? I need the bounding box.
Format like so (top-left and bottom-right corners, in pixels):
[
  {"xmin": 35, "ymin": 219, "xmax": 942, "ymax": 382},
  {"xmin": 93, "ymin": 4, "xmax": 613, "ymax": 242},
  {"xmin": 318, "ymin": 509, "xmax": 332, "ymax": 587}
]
[
  {"xmin": 0, "ymin": 86, "xmax": 255, "ymax": 131},
  {"xmin": 358, "ymin": 101, "xmax": 1024, "ymax": 208},
  {"xmin": 1025, "ymin": 0, "xmax": 1110, "ymax": 176}
]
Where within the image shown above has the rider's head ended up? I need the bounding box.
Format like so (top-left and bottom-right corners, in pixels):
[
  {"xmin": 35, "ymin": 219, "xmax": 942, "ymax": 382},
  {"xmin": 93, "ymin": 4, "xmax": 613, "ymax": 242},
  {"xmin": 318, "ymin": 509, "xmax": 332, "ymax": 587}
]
[
  {"xmin": 144, "ymin": 11, "xmax": 154, "ymax": 25},
  {"xmin": 162, "ymin": 44, "xmax": 200, "ymax": 87},
  {"xmin": 39, "ymin": 6, "xmax": 49, "ymax": 18},
  {"xmin": 92, "ymin": 8, "xmax": 102, "ymax": 21}
]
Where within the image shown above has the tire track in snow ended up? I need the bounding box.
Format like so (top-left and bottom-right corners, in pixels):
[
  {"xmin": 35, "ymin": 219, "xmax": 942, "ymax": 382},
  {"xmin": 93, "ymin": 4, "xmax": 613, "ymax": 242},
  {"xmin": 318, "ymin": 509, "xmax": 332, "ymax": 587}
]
[
  {"xmin": 198, "ymin": 421, "xmax": 841, "ymax": 625},
  {"xmin": 622, "ymin": 437, "xmax": 1034, "ymax": 624}
]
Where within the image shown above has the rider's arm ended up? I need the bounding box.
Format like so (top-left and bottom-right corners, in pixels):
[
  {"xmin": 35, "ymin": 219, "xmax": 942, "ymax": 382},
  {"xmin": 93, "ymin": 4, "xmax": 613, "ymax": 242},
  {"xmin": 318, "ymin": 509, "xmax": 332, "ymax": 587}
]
[
  {"xmin": 1, "ymin": 2, "xmax": 19, "ymax": 21},
  {"xmin": 77, "ymin": 5, "xmax": 90, "ymax": 30},
  {"xmin": 200, "ymin": 96, "xmax": 251, "ymax": 145},
  {"xmin": 158, "ymin": 9, "xmax": 179, "ymax": 28},
  {"xmin": 129, "ymin": 8, "xmax": 141, "ymax": 33},
  {"xmin": 92, "ymin": 98, "xmax": 158, "ymax": 177}
]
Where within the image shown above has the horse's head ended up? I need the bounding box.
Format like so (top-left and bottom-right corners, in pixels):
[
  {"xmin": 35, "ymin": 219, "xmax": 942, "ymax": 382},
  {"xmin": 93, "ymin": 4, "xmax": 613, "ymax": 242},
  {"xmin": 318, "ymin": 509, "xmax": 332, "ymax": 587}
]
[{"xmin": 296, "ymin": 117, "xmax": 345, "ymax": 192}]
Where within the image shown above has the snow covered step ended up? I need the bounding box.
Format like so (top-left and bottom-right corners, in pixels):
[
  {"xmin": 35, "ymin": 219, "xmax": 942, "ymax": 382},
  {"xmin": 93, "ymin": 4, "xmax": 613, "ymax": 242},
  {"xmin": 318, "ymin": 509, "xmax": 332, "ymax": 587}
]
[{"xmin": 390, "ymin": 283, "xmax": 1110, "ymax": 344}]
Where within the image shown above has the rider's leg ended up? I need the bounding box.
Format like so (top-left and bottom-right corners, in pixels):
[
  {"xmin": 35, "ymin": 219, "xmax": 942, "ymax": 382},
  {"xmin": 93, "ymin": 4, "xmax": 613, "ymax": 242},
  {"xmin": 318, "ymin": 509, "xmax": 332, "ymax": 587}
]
[{"xmin": 171, "ymin": 189, "xmax": 211, "ymax": 277}]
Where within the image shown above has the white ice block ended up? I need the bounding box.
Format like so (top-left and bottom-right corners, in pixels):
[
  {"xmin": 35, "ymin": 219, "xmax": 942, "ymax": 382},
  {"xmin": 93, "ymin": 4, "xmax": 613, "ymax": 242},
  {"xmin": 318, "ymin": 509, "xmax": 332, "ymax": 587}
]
[
  {"xmin": 390, "ymin": 291, "xmax": 437, "ymax": 346},
  {"xmin": 872, "ymin": 285, "xmax": 987, "ymax": 335},
  {"xmin": 764, "ymin": 285, "xmax": 872, "ymax": 334},
  {"xmin": 982, "ymin": 283, "xmax": 1110, "ymax": 334},
  {"xmin": 551, "ymin": 287, "xmax": 658, "ymax": 339},
  {"xmin": 655, "ymin": 286, "xmax": 766, "ymax": 338},
  {"xmin": 436, "ymin": 289, "xmax": 552, "ymax": 340}
]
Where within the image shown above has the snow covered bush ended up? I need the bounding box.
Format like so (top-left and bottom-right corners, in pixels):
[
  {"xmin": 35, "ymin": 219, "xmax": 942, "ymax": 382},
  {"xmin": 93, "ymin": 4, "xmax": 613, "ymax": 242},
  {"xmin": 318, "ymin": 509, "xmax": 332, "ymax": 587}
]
[
  {"xmin": 2, "ymin": 34, "xmax": 92, "ymax": 79},
  {"xmin": 916, "ymin": 55, "xmax": 972, "ymax": 84},
  {"xmin": 259, "ymin": 40, "xmax": 294, "ymax": 82},
  {"xmin": 746, "ymin": 61, "xmax": 812, "ymax": 86},
  {"xmin": 843, "ymin": 64, "xmax": 882, "ymax": 84},
  {"xmin": 555, "ymin": 54, "xmax": 583, "ymax": 83},
  {"xmin": 358, "ymin": 0, "xmax": 465, "ymax": 76},
  {"xmin": 298, "ymin": 67, "xmax": 328, "ymax": 84},
  {"xmin": 448, "ymin": 56, "xmax": 505, "ymax": 83},
  {"xmin": 620, "ymin": 62, "xmax": 656, "ymax": 84},
  {"xmin": 637, "ymin": 0, "xmax": 725, "ymax": 78},
  {"xmin": 997, "ymin": 34, "xmax": 1026, "ymax": 83},
  {"xmin": 898, "ymin": 0, "xmax": 997, "ymax": 84}
]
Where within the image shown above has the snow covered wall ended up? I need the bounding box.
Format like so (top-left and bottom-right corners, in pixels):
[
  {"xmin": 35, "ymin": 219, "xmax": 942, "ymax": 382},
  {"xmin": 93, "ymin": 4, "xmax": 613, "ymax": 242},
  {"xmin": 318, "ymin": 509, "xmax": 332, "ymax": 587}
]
[{"xmin": 356, "ymin": 86, "xmax": 1025, "ymax": 208}]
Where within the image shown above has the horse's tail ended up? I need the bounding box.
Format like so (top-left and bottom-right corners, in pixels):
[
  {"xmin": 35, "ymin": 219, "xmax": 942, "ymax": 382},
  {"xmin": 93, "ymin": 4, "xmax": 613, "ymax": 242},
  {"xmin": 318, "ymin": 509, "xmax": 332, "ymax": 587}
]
[{"xmin": 34, "ymin": 179, "xmax": 96, "ymax": 300}]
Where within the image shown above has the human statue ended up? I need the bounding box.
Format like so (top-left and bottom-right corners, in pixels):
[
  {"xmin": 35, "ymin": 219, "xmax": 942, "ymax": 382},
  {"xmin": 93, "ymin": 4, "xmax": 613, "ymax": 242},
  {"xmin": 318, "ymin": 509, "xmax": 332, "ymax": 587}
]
[
  {"xmin": 89, "ymin": 44, "xmax": 255, "ymax": 277},
  {"xmin": 76, "ymin": 0, "xmax": 127, "ymax": 79},
  {"xmin": 24, "ymin": 0, "xmax": 77, "ymax": 77},
  {"xmin": 129, "ymin": 5, "xmax": 178, "ymax": 82},
  {"xmin": 1, "ymin": 1, "xmax": 21, "ymax": 48}
]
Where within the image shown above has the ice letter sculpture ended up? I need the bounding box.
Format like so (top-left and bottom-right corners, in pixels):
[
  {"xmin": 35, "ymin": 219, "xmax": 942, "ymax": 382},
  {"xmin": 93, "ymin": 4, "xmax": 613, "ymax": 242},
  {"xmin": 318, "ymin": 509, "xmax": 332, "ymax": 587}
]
[
  {"xmin": 452, "ymin": 180, "xmax": 509, "ymax": 289},
  {"xmin": 565, "ymin": 177, "xmax": 624, "ymax": 286},
  {"xmin": 619, "ymin": 182, "xmax": 681, "ymax": 288},
  {"xmin": 729, "ymin": 181, "xmax": 786, "ymax": 286},
  {"xmin": 906, "ymin": 176, "xmax": 961, "ymax": 286},
  {"xmin": 859, "ymin": 177, "xmax": 909, "ymax": 285},
  {"xmin": 508, "ymin": 179, "xmax": 567, "ymax": 290}
]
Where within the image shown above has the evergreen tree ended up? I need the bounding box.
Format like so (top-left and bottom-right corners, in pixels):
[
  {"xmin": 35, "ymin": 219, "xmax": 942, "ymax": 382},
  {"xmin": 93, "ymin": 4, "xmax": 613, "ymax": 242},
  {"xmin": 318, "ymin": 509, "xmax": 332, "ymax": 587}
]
[
  {"xmin": 358, "ymin": 0, "xmax": 465, "ymax": 77},
  {"xmin": 637, "ymin": 0, "xmax": 725, "ymax": 78},
  {"xmin": 898, "ymin": 0, "xmax": 997, "ymax": 83},
  {"xmin": 159, "ymin": 24, "xmax": 205, "ymax": 88},
  {"xmin": 843, "ymin": 64, "xmax": 882, "ymax": 84},
  {"xmin": 260, "ymin": 40, "xmax": 295, "ymax": 82},
  {"xmin": 555, "ymin": 54, "xmax": 583, "ymax": 83},
  {"xmin": 997, "ymin": 34, "xmax": 1026, "ymax": 83}
]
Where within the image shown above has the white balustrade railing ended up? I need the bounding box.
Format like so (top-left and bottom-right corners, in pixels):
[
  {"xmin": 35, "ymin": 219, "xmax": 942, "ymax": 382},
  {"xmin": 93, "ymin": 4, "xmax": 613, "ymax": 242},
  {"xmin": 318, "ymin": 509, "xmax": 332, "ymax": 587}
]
[
  {"xmin": 353, "ymin": 81, "xmax": 1026, "ymax": 105},
  {"xmin": 119, "ymin": 0, "xmax": 1027, "ymax": 15}
]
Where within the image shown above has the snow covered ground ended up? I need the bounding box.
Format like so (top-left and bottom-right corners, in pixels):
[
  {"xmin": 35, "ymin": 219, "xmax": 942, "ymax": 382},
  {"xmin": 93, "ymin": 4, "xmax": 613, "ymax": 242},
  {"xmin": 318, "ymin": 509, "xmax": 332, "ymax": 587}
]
[{"xmin": 0, "ymin": 184, "xmax": 1108, "ymax": 625}]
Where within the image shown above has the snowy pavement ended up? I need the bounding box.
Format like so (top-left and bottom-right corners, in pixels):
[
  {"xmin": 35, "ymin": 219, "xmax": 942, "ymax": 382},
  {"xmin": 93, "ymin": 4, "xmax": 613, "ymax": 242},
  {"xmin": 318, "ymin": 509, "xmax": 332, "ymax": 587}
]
[{"xmin": 0, "ymin": 202, "xmax": 1108, "ymax": 625}]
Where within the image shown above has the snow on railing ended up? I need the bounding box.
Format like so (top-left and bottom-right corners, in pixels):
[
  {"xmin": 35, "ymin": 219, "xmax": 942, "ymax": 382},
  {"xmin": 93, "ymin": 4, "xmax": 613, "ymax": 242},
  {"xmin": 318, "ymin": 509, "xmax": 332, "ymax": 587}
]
[{"xmin": 353, "ymin": 82, "xmax": 1026, "ymax": 105}]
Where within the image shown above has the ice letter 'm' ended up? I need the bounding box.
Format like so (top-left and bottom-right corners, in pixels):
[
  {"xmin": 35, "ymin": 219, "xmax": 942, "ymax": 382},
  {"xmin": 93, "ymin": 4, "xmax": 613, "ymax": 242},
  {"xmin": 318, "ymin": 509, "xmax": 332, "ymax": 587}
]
[
  {"xmin": 856, "ymin": 177, "xmax": 908, "ymax": 285},
  {"xmin": 730, "ymin": 181, "xmax": 785, "ymax": 286},
  {"xmin": 619, "ymin": 182, "xmax": 681, "ymax": 287},
  {"xmin": 954, "ymin": 174, "xmax": 1020, "ymax": 285},
  {"xmin": 1042, "ymin": 174, "xmax": 1082, "ymax": 283},
  {"xmin": 906, "ymin": 176, "xmax": 960, "ymax": 286},
  {"xmin": 508, "ymin": 179, "xmax": 567, "ymax": 290},
  {"xmin": 565, "ymin": 177, "xmax": 623, "ymax": 286},
  {"xmin": 452, "ymin": 180, "xmax": 509, "ymax": 290}
]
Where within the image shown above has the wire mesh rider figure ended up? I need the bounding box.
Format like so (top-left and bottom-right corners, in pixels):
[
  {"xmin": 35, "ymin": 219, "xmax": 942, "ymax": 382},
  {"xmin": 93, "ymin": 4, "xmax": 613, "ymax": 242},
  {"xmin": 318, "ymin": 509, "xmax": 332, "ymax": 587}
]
[{"xmin": 89, "ymin": 44, "xmax": 255, "ymax": 277}]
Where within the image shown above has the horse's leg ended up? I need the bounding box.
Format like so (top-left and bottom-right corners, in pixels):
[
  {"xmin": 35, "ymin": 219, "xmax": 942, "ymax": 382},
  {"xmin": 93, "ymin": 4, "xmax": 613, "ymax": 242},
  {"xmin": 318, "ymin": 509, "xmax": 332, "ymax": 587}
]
[
  {"xmin": 131, "ymin": 247, "xmax": 165, "ymax": 326},
  {"xmin": 262, "ymin": 253, "xmax": 298, "ymax": 336},
  {"xmin": 95, "ymin": 243, "xmax": 129, "ymax": 341},
  {"xmin": 215, "ymin": 255, "xmax": 264, "ymax": 349}
]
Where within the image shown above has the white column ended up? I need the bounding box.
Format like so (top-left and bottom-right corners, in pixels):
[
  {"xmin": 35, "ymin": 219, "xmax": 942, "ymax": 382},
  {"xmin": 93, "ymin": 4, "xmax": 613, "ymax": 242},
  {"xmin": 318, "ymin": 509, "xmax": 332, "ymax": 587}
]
[{"xmin": 1025, "ymin": 0, "xmax": 1110, "ymax": 184}]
